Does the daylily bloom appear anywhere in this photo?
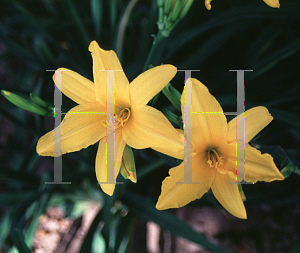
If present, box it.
[36,41,184,196]
[156,78,284,219]
[205,0,280,10]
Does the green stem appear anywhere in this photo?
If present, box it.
[143,30,164,71]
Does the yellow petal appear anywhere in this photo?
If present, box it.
[122,105,184,159]
[37,102,106,157]
[96,128,126,196]
[53,68,96,104]
[182,78,227,150]
[244,144,284,183]
[130,65,177,106]
[263,0,280,8]
[205,0,212,10]
[211,173,247,219]
[88,41,130,108]
[156,152,216,210]
[227,106,273,144]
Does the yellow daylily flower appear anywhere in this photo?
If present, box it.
[156,78,284,219]
[36,41,184,196]
[205,0,280,10]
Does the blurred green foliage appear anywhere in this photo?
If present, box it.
[0,0,300,252]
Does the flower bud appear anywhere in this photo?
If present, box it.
[157,0,164,8]
[180,0,194,19]
[157,0,194,37]
[164,0,173,15]
[281,162,299,179]
[1,90,52,116]
[170,0,182,22]
[30,93,48,108]
[2,90,29,111]
[120,145,137,183]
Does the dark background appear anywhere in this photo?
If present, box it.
[0,0,300,252]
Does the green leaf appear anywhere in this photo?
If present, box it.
[0,28,37,68]
[122,191,231,253]
[102,194,116,251]
[0,167,40,187]
[62,0,90,48]
[0,193,32,206]
[25,193,50,245]
[34,36,56,66]
[90,0,103,40]
[166,3,300,62]
[0,211,12,246]
[10,187,51,252]
[248,39,300,80]
[114,213,134,253]
[0,105,38,135]
[179,21,254,68]
[161,108,181,126]
[244,24,281,67]
[69,200,91,219]
[7,246,19,253]
[115,0,139,62]
[110,0,118,39]
[40,0,56,14]
[9,229,31,253]
[161,83,181,112]
[92,229,106,253]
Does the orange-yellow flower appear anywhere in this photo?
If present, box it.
[156,78,284,219]
[36,41,184,196]
[205,0,280,10]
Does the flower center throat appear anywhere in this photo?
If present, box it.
[102,108,131,129]
[207,149,224,169]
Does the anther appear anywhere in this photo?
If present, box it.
[207,149,223,169]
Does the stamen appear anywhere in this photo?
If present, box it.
[102,108,131,129]
[102,119,107,127]
[115,108,130,128]
[207,149,223,169]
